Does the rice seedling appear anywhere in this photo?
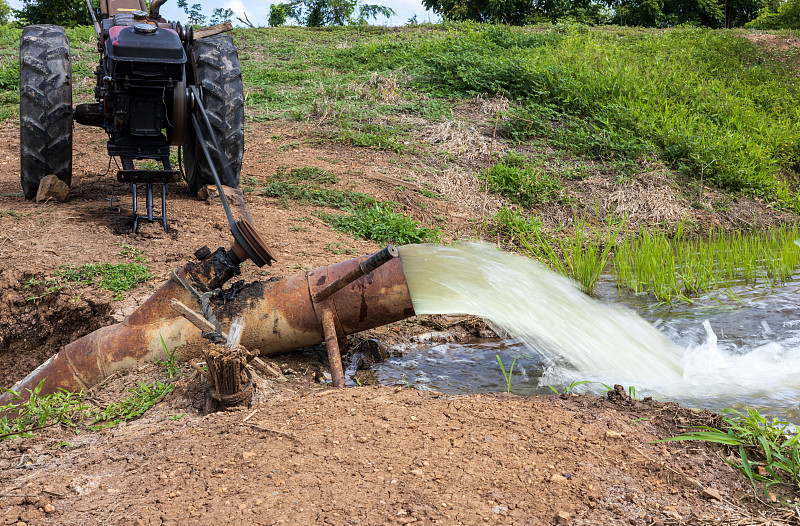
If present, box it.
[517,215,623,296]
[613,224,800,302]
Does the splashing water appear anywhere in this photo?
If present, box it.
[394,243,800,417]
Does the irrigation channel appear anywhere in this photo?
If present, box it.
[373,243,800,421]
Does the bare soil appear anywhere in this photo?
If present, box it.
[0,119,796,525]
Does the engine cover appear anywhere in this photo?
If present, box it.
[106,26,185,80]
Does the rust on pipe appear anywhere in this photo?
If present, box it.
[1,248,416,405]
[312,244,398,302]
[321,309,345,387]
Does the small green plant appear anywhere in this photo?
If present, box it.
[496,354,530,393]
[54,262,151,300]
[491,207,542,238]
[0,382,88,440]
[518,215,623,296]
[169,413,185,421]
[326,242,356,254]
[319,202,440,244]
[114,243,147,263]
[482,154,564,207]
[89,380,174,430]
[157,335,182,379]
[547,379,595,395]
[659,408,800,494]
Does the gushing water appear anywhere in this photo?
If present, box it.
[392,243,800,418]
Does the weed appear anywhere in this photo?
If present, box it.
[326,242,356,254]
[54,262,151,300]
[659,408,800,494]
[319,202,440,244]
[491,207,542,238]
[0,382,88,440]
[169,414,185,421]
[89,380,174,430]
[496,354,530,393]
[547,379,595,395]
[114,243,147,263]
[482,154,564,206]
[157,335,182,379]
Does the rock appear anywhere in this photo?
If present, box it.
[239,451,256,462]
[605,430,625,439]
[700,487,721,501]
[556,511,571,524]
[43,504,55,513]
[35,175,69,202]
[410,469,424,476]
[198,184,236,204]
[491,505,508,515]
[550,473,568,483]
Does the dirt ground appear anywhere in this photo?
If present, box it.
[0,117,798,525]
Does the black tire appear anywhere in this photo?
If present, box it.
[19,25,72,200]
[184,34,244,196]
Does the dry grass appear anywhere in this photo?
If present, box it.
[422,120,506,160]
[351,73,405,104]
[605,172,687,226]
[425,165,504,215]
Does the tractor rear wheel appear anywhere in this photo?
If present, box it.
[19,25,73,200]
[184,34,244,196]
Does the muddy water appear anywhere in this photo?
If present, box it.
[379,243,800,420]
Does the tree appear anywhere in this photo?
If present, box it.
[420,0,606,24]
[17,0,94,27]
[210,7,235,25]
[177,0,207,26]
[0,0,11,25]
[274,0,395,26]
[747,0,800,28]
[270,3,289,26]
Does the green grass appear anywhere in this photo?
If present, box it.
[262,166,440,244]
[482,152,565,206]
[490,206,543,239]
[53,262,151,300]
[0,377,174,439]
[660,408,800,495]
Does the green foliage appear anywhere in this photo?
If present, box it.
[614,224,800,302]
[421,0,607,24]
[0,382,88,440]
[482,153,565,206]
[496,354,530,393]
[320,202,441,244]
[0,0,11,26]
[518,215,623,295]
[270,3,289,26]
[263,165,439,243]
[54,262,151,300]
[157,335,182,379]
[17,0,95,27]
[748,0,800,28]
[547,379,597,394]
[277,0,395,26]
[491,206,543,238]
[177,0,207,25]
[89,381,174,430]
[0,378,175,440]
[210,7,235,24]
[660,408,800,493]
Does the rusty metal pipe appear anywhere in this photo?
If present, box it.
[1,248,415,403]
[313,244,398,302]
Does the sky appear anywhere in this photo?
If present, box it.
[7,0,441,26]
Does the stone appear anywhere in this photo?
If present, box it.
[43,504,55,513]
[198,184,236,204]
[700,487,721,501]
[550,473,568,484]
[556,511,571,524]
[35,175,69,202]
